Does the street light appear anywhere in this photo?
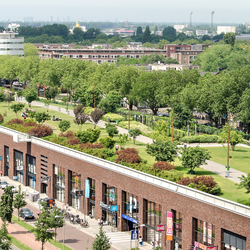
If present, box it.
[55,215,65,250]
[134,224,145,249]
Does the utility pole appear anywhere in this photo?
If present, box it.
[94,82,96,109]
[67,75,68,111]
[190,12,193,28]
[227,111,230,171]
[44,73,46,99]
[128,89,130,131]
[211,11,215,39]
[172,98,174,142]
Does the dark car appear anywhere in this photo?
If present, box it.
[42,197,55,207]
[20,208,34,219]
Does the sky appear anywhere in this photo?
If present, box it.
[1,0,250,24]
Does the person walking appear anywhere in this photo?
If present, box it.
[139,236,143,246]
[0,170,2,177]
[151,238,155,249]
[115,144,119,152]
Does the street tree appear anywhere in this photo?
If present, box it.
[32,202,55,250]
[238,173,250,193]
[24,87,38,107]
[58,120,71,133]
[13,185,27,221]
[179,146,211,174]
[35,112,51,124]
[146,140,178,162]
[0,186,14,225]
[0,223,11,250]
[98,91,121,113]
[129,128,141,144]
[10,103,25,118]
[73,105,89,130]
[105,123,118,138]
[92,226,111,250]
[49,207,64,242]
[90,108,105,129]
[118,133,130,149]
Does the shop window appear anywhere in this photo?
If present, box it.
[172,210,182,249]
[14,150,23,183]
[27,155,36,189]
[54,165,65,203]
[88,178,95,217]
[222,229,246,250]
[69,171,81,210]
[4,146,9,176]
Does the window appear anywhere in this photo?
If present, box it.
[54,165,65,202]
[27,155,36,174]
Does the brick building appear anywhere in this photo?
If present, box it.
[0,126,249,250]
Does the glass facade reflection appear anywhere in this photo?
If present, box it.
[70,171,81,210]
[27,155,36,189]
[14,150,23,183]
[54,165,65,203]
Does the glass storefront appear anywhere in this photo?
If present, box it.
[69,171,81,210]
[144,199,162,247]
[4,146,9,176]
[14,150,23,183]
[88,178,95,217]
[222,229,246,250]
[54,165,65,203]
[172,210,182,250]
[27,155,36,189]
[122,191,139,231]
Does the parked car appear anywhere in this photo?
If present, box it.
[1,181,8,189]
[13,81,22,87]
[19,208,34,220]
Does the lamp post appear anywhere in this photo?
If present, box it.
[190,12,193,28]
[211,11,215,39]
[225,111,230,177]
[134,224,145,249]
[55,215,65,250]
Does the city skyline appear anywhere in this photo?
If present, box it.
[2,0,250,23]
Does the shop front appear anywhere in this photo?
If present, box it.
[69,171,81,210]
[221,229,246,250]
[27,155,36,189]
[4,146,9,176]
[54,165,65,203]
[172,210,182,250]
[14,150,23,183]
[88,178,95,217]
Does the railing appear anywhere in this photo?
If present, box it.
[1,125,250,219]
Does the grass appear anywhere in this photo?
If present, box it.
[204,146,250,174]
[10,235,34,250]
[12,215,72,250]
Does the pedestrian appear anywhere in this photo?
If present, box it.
[139,236,143,246]
[66,203,69,211]
[115,144,119,152]
[24,115,26,120]
[0,170,2,177]
[98,218,101,226]
[151,238,155,249]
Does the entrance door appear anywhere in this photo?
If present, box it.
[41,183,47,194]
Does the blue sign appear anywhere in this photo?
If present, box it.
[122,214,138,224]
[0,156,1,161]
[131,230,138,240]
[110,205,119,212]
[85,180,90,198]
[109,188,115,201]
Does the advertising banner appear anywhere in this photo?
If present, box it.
[166,212,173,241]
[157,225,165,232]
[203,222,207,243]
[208,223,212,244]
[85,179,90,198]
[110,205,119,211]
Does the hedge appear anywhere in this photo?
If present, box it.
[180,135,219,143]
[102,113,124,122]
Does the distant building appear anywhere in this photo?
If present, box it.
[69,21,86,34]
[0,32,24,56]
[126,42,142,48]
[23,17,33,23]
[217,26,236,35]
[7,23,20,33]
[196,30,209,36]
[115,30,135,37]
[184,31,194,36]
[236,34,250,40]
[92,43,112,49]
[174,24,188,32]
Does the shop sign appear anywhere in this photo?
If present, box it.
[166,212,173,241]
[85,179,90,198]
[110,205,119,211]
[203,222,207,242]
[109,188,116,201]
[122,214,138,224]
[157,225,165,232]
[75,190,83,196]
[208,223,212,244]
[194,241,217,250]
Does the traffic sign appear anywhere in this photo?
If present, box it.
[131,230,138,240]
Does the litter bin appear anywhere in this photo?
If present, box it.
[29,191,40,202]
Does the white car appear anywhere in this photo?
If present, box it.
[1,182,14,190]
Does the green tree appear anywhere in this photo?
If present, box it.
[10,103,25,118]
[118,133,130,149]
[238,173,250,193]
[163,26,176,37]
[24,88,38,106]
[73,105,89,130]
[13,185,27,221]
[35,112,51,124]
[43,99,51,112]
[24,43,38,57]
[92,226,111,250]
[16,90,23,101]
[223,32,236,46]
[156,39,170,49]
[90,108,105,129]
[105,123,118,137]
[136,26,143,35]
[58,120,71,133]
[146,140,178,162]
[0,223,11,250]
[98,91,121,113]
[32,202,55,250]
[49,207,64,242]
[0,90,5,102]
[0,186,14,225]
[142,26,151,43]
[129,128,141,144]
[5,93,14,110]
[179,146,211,174]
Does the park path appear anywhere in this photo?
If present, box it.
[19,98,248,183]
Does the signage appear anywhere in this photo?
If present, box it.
[0,156,1,161]
[16,165,23,171]
[194,241,217,250]
[208,224,212,244]
[42,176,50,183]
[157,225,165,232]
[131,230,139,240]
[110,205,119,212]
[85,179,90,198]
[122,214,138,224]
[75,190,83,196]
[203,222,207,242]
[75,175,79,189]
[109,188,116,201]
[166,212,173,241]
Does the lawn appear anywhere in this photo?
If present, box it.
[204,146,250,174]
[10,235,33,250]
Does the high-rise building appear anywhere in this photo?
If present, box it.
[217,26,236,35]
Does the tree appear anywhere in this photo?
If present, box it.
[219,124,242,151]
[92,226,111,250]
[24,43,38,57]
[118,134,130,149]
[129,128,141,144]
[146,140,178,162]
[0,223,11,250]
[98,91,121,113]
[35,112,51,124]
[49,207,64,242]
[32,202,55,250]
[13,185,27,221]
[43,99,51,112]
[105,123,118,137]
[16,90,23,101]
[10,103,25,118]
[24,88,38,106]
[163,26,176,37]
[0,186,14,225]
[5,93,14,110]
[238,173,250,193]
[142,26,151,43]
[0,90,6,102]
[73,105,89,130]
[90,108,105,129]
[179,146,211,174]
[223,32,236,46]
[136,26,143,35]
[58,120,71,133]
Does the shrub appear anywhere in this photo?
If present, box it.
[99,137,116,149]
[23,121,37,127]
[105,123,118,137]
[58,120,71,133]
[115,148,141,164]
[59,131,75,139]
[119,121,153,135]
[82,148,106,159]
[6,124,31,133]
[0,114,4,124]
[80,142,104,150]
[84,107,94,115]
[102,148,115,158]
[102,113,124,122]
[237,198,250,206]
[177,175,221,195]
[75,128,101,143]
[6,119,24,126]
[153,161,175,171]
[28,124,53,138]
[68,138,80,145]
[180,135,219,143]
